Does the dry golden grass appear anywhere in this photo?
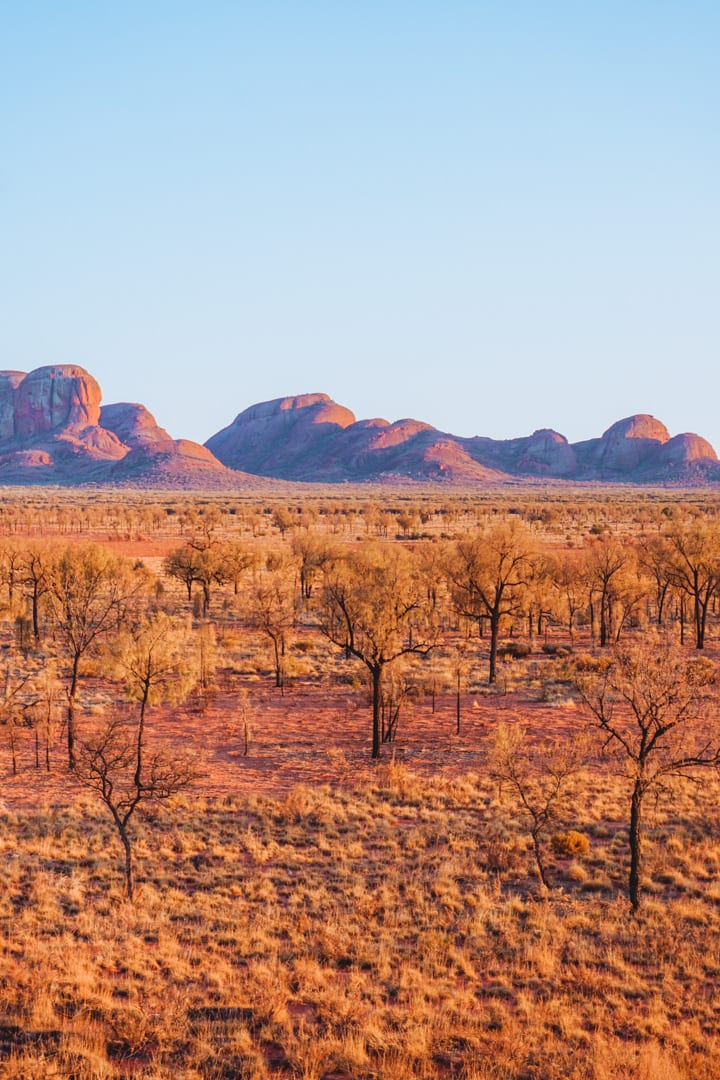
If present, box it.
[1,761,719,1078]
[0,490,718,1076]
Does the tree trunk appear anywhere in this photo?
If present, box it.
[600,591,609,648]
[371,664,382,760]
[456,669,461,734]
[629,779,644,911]
[488,612,500,685]
[67,654,80,769]
[134,685,149,789]
[697,594,708,650]
[273,639,280,686]
[121,828,134,901]
[32,582,40,640]
[532,827,550,890]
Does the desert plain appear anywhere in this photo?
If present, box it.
[0,487,719,1079]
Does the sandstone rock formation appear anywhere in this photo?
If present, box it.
[206,397,720,485]
[0,366,243,487]
[0,365,717,488]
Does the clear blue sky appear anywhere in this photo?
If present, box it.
[2,2,718,448]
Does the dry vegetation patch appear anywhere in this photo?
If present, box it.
[1,766,720,1078]
[0,490,719,1076]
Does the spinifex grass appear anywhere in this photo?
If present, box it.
[1,766,719,1078]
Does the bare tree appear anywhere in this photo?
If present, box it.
[582,537,634,647]
[637,533,675,627]
[575,636,720,910]
[110,611,197,785]
[444,522,532,684]
[251,569,295,692]
[20,543,54,641]
[163,543,228,616]
[547,551,585,643]
[74,715,198,901]
[490,723,586,890]
[48,544,150,767]
[665,519,720,649]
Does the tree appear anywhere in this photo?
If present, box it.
[0,660,35,775]
[319,545,438,759]
[291,534,335,601]
[0,542,24,609]
[163,546,200,603]
[251,569,295,692]
[48,544,150,768]
[575,637,720,910]
[444,522,532,684]
[490,723,586,890]
[74,715,198,900]
[582,537,634,647]
[665,519,720,649]
[221,540,259,596]
[163,543,228,616]
[637,534,674,627]
[547,551,585,643]
[20,543,53,641]
[110,611,197,785]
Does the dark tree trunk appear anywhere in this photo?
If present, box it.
[532,827,550,890]
[134,685,149,790]
[121,828,134,901]
[31,582,40,640]
[456,669,461,734]
[67,654,80,769]
[629,779,644,911]
[488,612,500,685]
[600,592,609,648]
[371,664,382,760]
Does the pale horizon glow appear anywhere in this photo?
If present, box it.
[2,3,718,453]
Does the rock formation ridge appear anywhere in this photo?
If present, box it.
[206,395,720,485]
[0,366,717,486]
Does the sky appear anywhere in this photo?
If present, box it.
[1,2,718,449]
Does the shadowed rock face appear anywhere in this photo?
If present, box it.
[99,403,172,448]
[206,397,720,485]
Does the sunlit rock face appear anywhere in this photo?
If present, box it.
[13,365,103,437]
[0,366,716,487]
[0,365,235,487]
[207,396,720,484]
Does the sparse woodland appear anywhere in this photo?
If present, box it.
[1,488,720,1077]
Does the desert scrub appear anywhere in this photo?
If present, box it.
[551,830,591,857]
[1,768,720,1077]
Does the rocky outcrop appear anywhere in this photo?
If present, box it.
[0,366,242,487]
[206,399,720,485]
[0,373,26,440]
[206,394,357,479]
[0,366,717,488]
[13,365,103,438]
[99,403,172,449]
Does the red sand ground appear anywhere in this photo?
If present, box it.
[0,671,581,812]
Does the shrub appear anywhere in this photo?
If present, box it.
[572,653,611,673]
[497,642,531,660]
[541,643,572,658]
[551,830,591,857]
